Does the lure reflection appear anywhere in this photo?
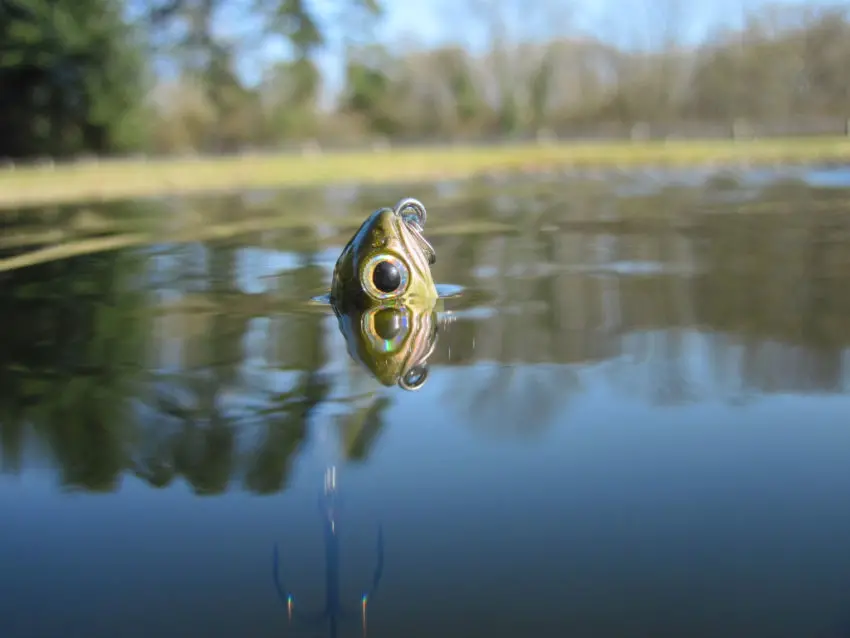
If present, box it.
[273,466,384,638]
[332,300,444,391]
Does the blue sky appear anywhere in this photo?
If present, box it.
[374,0,839,48]
[229,0,839,95]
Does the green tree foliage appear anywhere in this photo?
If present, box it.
[340,46,398,136]
[0,0,149,158]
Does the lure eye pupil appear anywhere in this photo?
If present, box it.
[372,260,401,293]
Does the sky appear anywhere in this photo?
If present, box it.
[228,0,840,97]
[374,0,839,48]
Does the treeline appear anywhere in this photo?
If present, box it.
[2,0,850,159]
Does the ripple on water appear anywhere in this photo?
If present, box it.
[309,283,465,307]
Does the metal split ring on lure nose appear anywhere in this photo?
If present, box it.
[399,365,429,391]
[393,197,436,265]
[393,197,427,229]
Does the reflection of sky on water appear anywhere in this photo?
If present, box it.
[145,242,337,299]
[804,166,850,188]
[233,245,338,294]
[592,164,850,200]
[4,354,850,638]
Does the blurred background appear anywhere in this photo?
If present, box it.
[2,0,849,161]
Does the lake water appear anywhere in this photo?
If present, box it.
[3,167,850,638]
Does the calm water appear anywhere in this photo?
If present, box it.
[3,167,850,638]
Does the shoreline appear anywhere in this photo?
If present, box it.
[1,137,849,209]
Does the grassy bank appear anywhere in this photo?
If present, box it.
[2,137,850,209]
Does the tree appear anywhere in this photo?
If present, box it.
[0,0,149,159]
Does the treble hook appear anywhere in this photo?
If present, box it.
[271,479,385,638]
[393,197,436,265]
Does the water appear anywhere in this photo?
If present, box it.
[3,167,850,637]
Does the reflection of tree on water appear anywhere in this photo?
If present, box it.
[333,396,392,463]
[0,209,396,492]
[0,221,346,492]
[137,237,334,495]
[429,188,850,419]
[7,179,850,482]
[0,248,149,489]
[273,465,384,638]
[0,200,159,261]
[136,368,329,496]
[243,372,331,494]
[433,216,584,436]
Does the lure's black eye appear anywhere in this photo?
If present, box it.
[373,308,404,340]
[363,254,408,299]
[372,260,402,293]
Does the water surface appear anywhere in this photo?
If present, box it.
[3,168,850,638]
